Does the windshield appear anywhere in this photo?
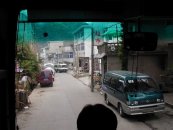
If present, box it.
[41,70,52,78]
[58,64,67,68]
[15,15,172,130]
[125,77,158,92]
[62,65,67,68]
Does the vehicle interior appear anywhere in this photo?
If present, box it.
[0,0,173,129]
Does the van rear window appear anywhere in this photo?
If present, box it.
[41,71,51,78]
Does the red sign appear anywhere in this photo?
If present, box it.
[94,30,103,46]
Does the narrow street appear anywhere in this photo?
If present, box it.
[17,72,173,130]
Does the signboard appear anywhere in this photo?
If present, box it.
[94,30,103,46]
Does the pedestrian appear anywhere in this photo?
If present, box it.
[77,104,118,130]
[20,73,28,89]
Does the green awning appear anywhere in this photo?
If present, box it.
[102,29,123,37]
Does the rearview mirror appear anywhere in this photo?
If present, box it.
[124,32,158,51]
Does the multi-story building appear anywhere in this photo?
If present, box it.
[39,47,49,63]
[95,23,123,77]
[73,25,98,74]
[96,19,173,84]
[46,41,74,66]
[127,19,173,83]
[47,41,63,63]
[63,43,74,65]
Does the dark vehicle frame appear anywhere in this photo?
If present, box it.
[1,0,173,130]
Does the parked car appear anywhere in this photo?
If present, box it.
[102,70,165,117]
[44,63,54,69]
[54,63,68,73]
[37,69,54,87]
[44,67,55,76]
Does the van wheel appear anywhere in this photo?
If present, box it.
[118,104,125,117]
[105,95,110,105]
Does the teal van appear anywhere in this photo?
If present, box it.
[102,70,165,116]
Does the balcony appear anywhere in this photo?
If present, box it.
[97,42,121,56]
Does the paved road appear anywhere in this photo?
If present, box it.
[17,73,173,130]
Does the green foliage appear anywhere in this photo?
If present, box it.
[16,44,40,79]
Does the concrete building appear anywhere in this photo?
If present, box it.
[127,19,173,82]
[47,41,63,63]
[73,25,98,74]
[45,41,74,66]
[63,43,74,64]
[95,23,123,78]
[95,19,173,84]
[39,46,49,63]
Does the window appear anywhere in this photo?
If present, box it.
[80,30,84,38]
[125,77,158,92]
[108,35,112,40]
[77,44,80,51]
[58,54,62,59]
[103,74,111,85]
[69,52,73,58]
[116,79,124,92]
[110,77,117,89]
[81,43,84,50]
[110,76,124,92]
[63,52,68,58]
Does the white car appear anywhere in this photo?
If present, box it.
[44,63,54,69]
[54,63,68,73]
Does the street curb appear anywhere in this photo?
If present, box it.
[78,79,90,87]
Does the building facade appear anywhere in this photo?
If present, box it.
[62,44,74,65]
[45,41,74,66]
[73,25,98,74]
[95,23,123,78]
[127,19,173,82]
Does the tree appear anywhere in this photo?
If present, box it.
[16,44,40,79]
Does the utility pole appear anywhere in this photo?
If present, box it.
[116,25,118,44]
[62,45,64,63]
[74,41,79,77]
[91,27,94,92]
